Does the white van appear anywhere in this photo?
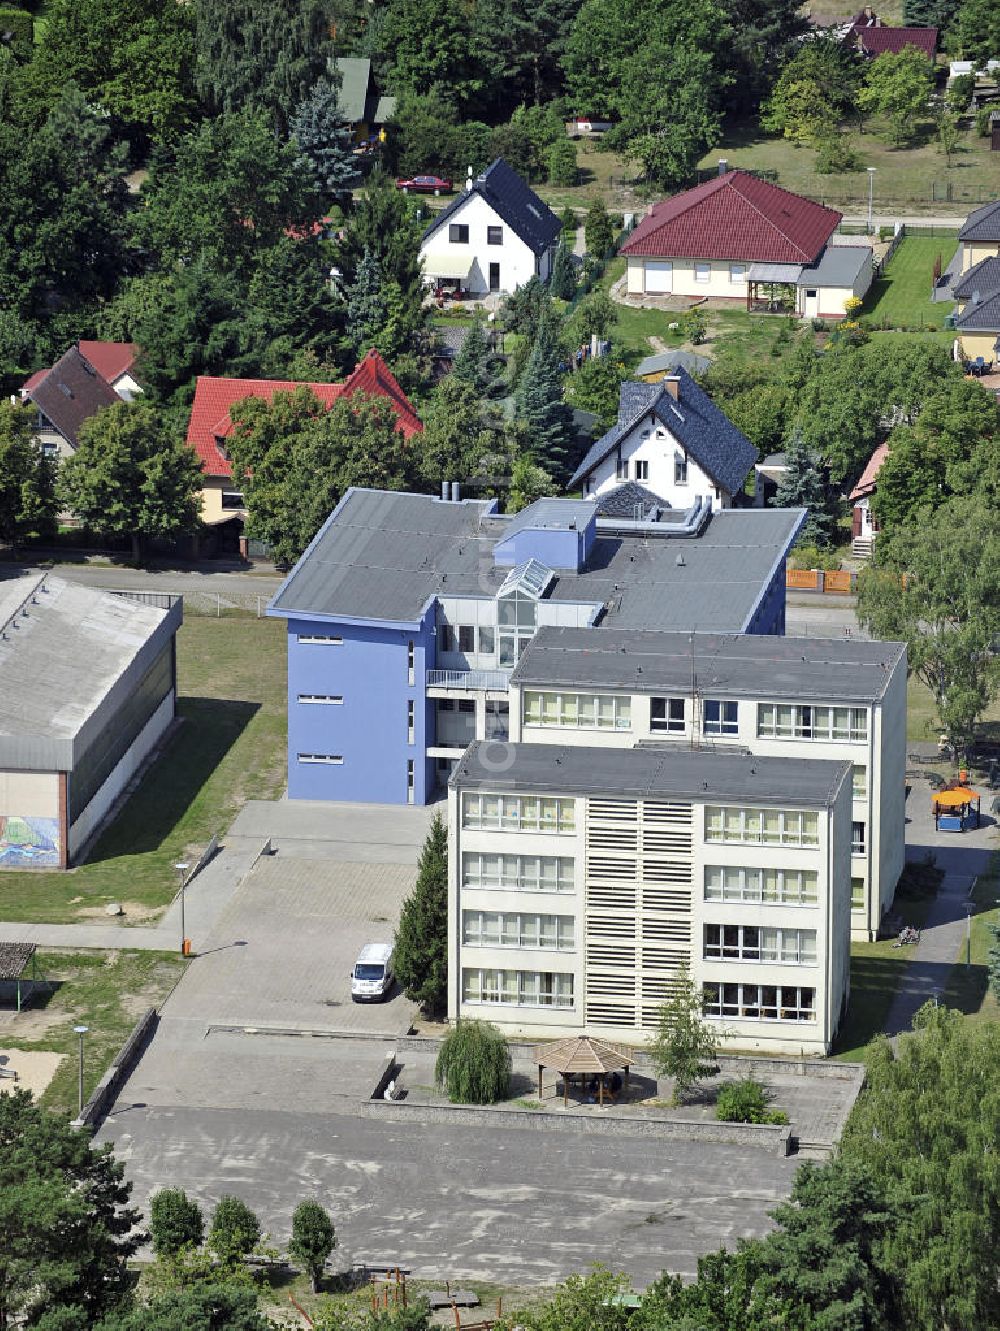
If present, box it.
[351,943,394,1002]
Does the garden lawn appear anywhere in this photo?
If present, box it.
[0,615,287,924]
[11,949,187,1115]
[862,233,959,330]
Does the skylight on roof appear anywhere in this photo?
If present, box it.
[527,204,541,218]
[498,558,553,600]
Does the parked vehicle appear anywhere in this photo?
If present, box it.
[351,943,394,1002]
[396,174,452,196]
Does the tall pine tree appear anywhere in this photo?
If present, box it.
[291,75,360,208]
[549,241,577,301]
[774,429,838,546]
[451,317,490,392]
[514,313,575,482]
[393,813,448,1014]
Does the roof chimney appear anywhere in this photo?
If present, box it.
[441,480,449,501]
[465,166,473,192]
[451,481,461,502]
[718,158,728,176]
[664,375,681,400]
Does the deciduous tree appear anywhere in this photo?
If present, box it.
[208,1197,261,1268]
[0,401,57,547]
[289,1201,336,1293]
[149,1189,204,1259]
[647,963,719,1105]
[435,1020,511,1105]
[857,48,935,146]
[59,401,203,561]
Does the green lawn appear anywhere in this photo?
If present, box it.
[862,233,959,329]
[12,949,187,1115]
[0,616,287,924]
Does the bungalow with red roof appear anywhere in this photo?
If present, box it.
[620,168,873,319]
[849,442,888,556]
[21,342,140,460]
[185,348,423,538]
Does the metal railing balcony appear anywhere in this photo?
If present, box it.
[426,668,510,692]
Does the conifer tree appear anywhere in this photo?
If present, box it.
[451,317,490,392]
[774,429,838,546]
[549,242,577,301]
[513,314,575,481]
[291,76,360,208]
[393,813,448,1014]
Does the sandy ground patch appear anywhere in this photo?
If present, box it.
[0,1048,64,1098]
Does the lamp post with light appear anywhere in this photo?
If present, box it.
[867,167,877,235]
[175,862,190,955]
[73,1024,88,1119]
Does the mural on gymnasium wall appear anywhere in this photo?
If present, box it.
[0,815,60,868]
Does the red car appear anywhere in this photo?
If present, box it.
[395,174,452,196]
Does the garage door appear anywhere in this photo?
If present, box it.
[644,260,672,294]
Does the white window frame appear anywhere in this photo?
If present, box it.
[523,690,631,731]
[703,699,738,736]
[703,982,815,1022]
[705,805,820,848]
[730,263,748,284]
[462,852,574,893]
[461,792,575,834]
[851,876,865,909]
[674,452,688,485]
[297,753,343,764]
[757,702,868,742]
[694,262,711,283]
[297,634,343,645]
[634,460,649,481]
[462,967,574,1009]
[651,697,685,734]
[463,910,575,951]
[704,864,818,905]
[852,765,867,800]
[704,923,816,964]
[852,821,866,855]
[297,694,343,704]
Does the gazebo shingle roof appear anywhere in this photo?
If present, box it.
[533,1035,632,1074]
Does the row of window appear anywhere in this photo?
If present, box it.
[703,982,814,1021]
[616,455,687,485]
[705,865,818,905]
[463,852,575,893]
[704,924,816,965]
[523,691,632,730]
[757,703,868,743]
[705,806,820,848]
[463,910,575,950]
[462,968,574,1008]
[462,792,575,833]
[449,223,504,245]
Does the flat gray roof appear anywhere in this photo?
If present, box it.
[0,574,180,769]
[500,498,598,536]
[799,245,870,288]
[511,627,905,702]
[452,740,850,807]
[269,489,805,633]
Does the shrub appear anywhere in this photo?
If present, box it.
[975,107,992,138]
[435,1020,511,1104]
[811,318,828,332]
[815,132,862,175]
[789,541,841,572]
[547,136,578,187]
[0,7,32,59]
[209,1196,261,1266]
[150,1188,204,1258]
[683,308,707,344]
[716,1077,788,1125]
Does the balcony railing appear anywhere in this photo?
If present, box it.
[426,668,510,692]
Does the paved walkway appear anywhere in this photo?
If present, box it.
[886,778,996,1037]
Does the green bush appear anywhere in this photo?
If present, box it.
[435,1020,511,1104]
[789,541,842,572]
[547,136,578,187]
[208,1196,261,1266]
[0,7,33,59]
[975,107,992,138]
[716,1077,788,1125]
[150,1188,204,1257]
[815,132,861,175]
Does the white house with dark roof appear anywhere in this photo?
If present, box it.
[568,369,758,510]
[418,158,561,297]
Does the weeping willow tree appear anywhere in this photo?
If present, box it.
[435,1020,511,1104]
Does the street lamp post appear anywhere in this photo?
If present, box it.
[965,903,972,967]
[867,168,877,235]
[73,1024,88,1119]
[175,862,190,955]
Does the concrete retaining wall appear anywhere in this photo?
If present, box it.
[359,1096,792,1155]
[73,1007,158,1131]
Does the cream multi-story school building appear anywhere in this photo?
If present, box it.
[448,743,853,1055]
[506,628,907,942]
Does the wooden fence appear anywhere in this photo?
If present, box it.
[786,568,856,595]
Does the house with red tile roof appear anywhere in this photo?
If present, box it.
[847,9,937,59]
[849,442,888,556]
[620,169,873,319]
[186,348,423,529]
[21,342,140,459]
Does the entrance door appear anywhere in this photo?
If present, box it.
[644,260,672,294]
[803,287,818,318]
[489,262,501,292]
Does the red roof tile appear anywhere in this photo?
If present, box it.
[620,171,842,265]
[850,442,889,500]
[185,349,423,478]
[21,368,47,394]
[78,341,138,384]
[849,23,937,56]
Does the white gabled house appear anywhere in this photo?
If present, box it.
[419,158,562,299]
[568,370,758,512]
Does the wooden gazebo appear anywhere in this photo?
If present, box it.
[0,943,39,1013]
[533,1035,633,1107]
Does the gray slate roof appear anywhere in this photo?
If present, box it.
[959,199,1000,242]
[25,346,119,449]
[568,368,758,494]
[591,482,670,519]
[955,290,1000,332]
[511,626,905,702]
[0,573,181,770]
[268,488,804,633]
[952,256,1000,300]
[451,740,850,808]
[422,159,561,257]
